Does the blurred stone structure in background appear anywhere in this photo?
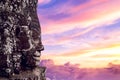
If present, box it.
[0,0,45,80]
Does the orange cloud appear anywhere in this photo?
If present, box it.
[42,44,120,68]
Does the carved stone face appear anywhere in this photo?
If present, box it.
[0,0,44,75]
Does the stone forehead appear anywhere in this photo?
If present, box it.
[0,0,38,13]
[0,0,38,4]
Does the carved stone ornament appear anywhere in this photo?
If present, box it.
[0,0,45,80]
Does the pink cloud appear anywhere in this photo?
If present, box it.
[39,0,120,35]
[38,1,120,79]
[40,59,120,80]
[38,0,51,4]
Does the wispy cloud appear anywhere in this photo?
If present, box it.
[38,0,120,69]
[38,0,51,4]
[42,44,120,68]
[38,0,120,36]
[42,19,120,56]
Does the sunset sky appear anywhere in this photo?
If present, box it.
[37,0,120,68]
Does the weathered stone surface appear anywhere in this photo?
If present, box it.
[0,0,45,79]
[0,67,46,80]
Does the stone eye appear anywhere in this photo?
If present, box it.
[15,27,20,37]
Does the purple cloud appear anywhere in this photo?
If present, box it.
[37,0,90,22]
[40,59,120,80]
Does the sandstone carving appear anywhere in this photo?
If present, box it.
[0,0,45,80]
